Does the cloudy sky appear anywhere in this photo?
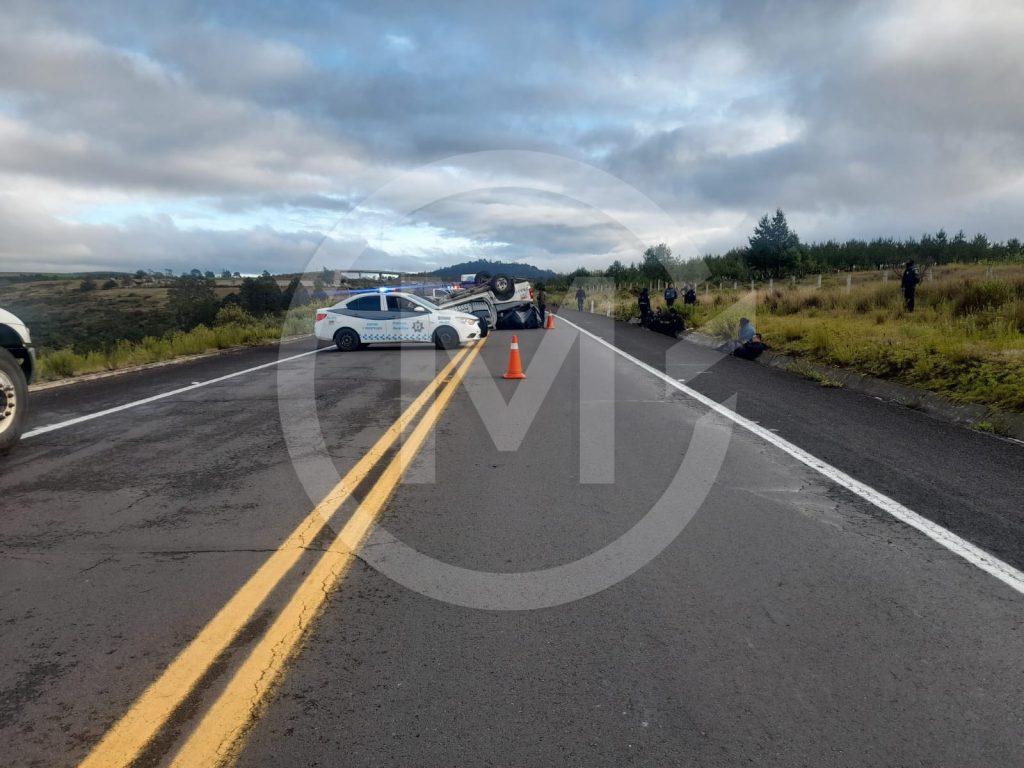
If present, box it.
[1,0,1022,274]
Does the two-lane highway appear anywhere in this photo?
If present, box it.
[1,322,1022,767]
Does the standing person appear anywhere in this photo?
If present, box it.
[664,283,678,307]
[534,283,547,323]
[638,287,652,327]
[901,260,920,312]
[683,284,697,305]
[575,286,586,312]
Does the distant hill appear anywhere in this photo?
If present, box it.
[427,259,557,280]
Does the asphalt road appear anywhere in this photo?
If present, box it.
[1,318,1022,767]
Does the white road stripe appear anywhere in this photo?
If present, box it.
[562,316,1024,597]
[23,347,325,440]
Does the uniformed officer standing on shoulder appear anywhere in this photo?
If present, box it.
[901,260,920,312]
[638,287,652,327]
[535,284,547,323]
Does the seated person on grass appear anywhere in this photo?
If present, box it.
[733,333,767,360]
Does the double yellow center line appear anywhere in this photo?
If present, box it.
[81,340,484,767]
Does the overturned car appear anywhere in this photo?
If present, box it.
[432,272,535,332]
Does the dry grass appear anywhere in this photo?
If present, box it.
[35,306,316,381]
[603,264,1024,412]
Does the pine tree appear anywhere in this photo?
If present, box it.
[746,209,801,278]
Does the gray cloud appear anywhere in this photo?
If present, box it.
[0,0,1022,273]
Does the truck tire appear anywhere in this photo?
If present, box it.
[489,273,515,300]
[433,325,460,350]
[471,311,490,337]
[0,348,28,455]
[334,328,361,352]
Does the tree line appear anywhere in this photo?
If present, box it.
[551,210,1024,288]
[167,275,321,331]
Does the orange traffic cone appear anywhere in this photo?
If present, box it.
[502,335,527,379]
[545,312,555,330]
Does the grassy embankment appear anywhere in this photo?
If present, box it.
[0,278,316,382]
[35,306,316,381]
[557,265,1024,414]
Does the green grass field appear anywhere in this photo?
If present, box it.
[564,264,1024,414]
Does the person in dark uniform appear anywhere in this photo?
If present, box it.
[901,260,920,312]
[683,284,697,305]
[638,287,652,327]
[535,284,547,323]
[575,286,586,311]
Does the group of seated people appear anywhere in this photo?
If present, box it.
[645,306,686,337]
[636,289,767,360]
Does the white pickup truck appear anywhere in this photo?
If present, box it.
[0,307,35,454]
[432,272,534,330]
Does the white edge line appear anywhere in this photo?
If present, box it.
[22,347,325,440]
[562,315,1024,597]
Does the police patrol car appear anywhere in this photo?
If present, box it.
[314,289,484,351]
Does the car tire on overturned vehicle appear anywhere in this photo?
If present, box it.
[488,273,516,301]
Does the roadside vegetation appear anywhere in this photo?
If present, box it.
[551,264,1024,414]
[539,211,1024,414]
[34,305,316,381]
[0,272,325,383]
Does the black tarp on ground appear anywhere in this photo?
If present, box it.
[496,306,543,330]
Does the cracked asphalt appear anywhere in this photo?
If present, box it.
[1,321,1023,767]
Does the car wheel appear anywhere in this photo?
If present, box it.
[474,271,491,285]
[489,273,515,300]
[0,348,28,455]
[334,328,360,352]
[433,325,460,350]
